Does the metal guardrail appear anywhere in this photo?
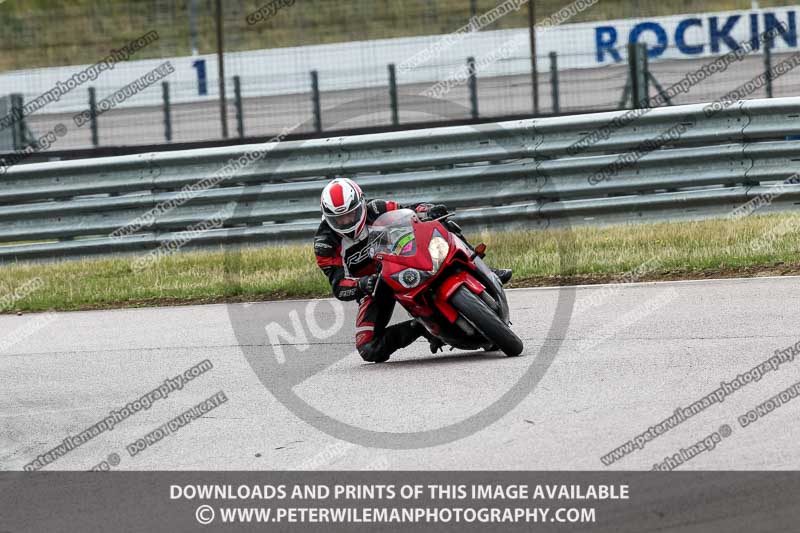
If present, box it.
[1,97,800,262]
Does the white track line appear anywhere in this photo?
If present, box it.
[510,274,800,292]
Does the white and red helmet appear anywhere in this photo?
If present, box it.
[320,177,367,239]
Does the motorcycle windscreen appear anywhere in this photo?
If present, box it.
[370,208,417,256]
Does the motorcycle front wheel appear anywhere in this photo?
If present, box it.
[450,286,523,357]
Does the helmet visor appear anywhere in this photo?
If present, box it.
[324,199,366,234]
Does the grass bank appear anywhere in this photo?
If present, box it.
[1,212,799,313]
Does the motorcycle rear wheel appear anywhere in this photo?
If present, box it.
[450,286,523,357]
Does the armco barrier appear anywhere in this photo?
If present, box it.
[1,97,800,262]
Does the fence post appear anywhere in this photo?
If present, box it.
[388,63,399,126]
[467,57,478,120]
[310,70,322,133]
[764,39,774,98]
[549,51,560,114]
[233,75,244,138]
[528,0,539,115]
[162,82,172,142]
[628,42,649,109]
[0,96,12,152]
[648,72,673,106]
[88,87,99,147]
[9,94,27,150]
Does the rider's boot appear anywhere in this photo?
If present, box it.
[414,320,445,354]
[491,268,513,285]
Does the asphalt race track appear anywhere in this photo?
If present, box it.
[2,276,800,472]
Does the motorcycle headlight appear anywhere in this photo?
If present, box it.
[395,268,423,289]
[428,235,450,272]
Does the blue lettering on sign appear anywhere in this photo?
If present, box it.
[595,26,621,62]
[709,15,741,53]
[192,59,208,96]
[594,10,798,63]
[629,21,668,58]
[764,12,797,47]
[750,13,760,50]
[676,18,703,54]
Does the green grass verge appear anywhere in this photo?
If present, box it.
[1,212,799,313]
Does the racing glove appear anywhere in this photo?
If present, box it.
[418,204,449,220]
[357,274,379,297]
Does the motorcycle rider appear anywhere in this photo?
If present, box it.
[314,177,512,363]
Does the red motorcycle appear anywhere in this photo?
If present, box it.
[368,208,523,357]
